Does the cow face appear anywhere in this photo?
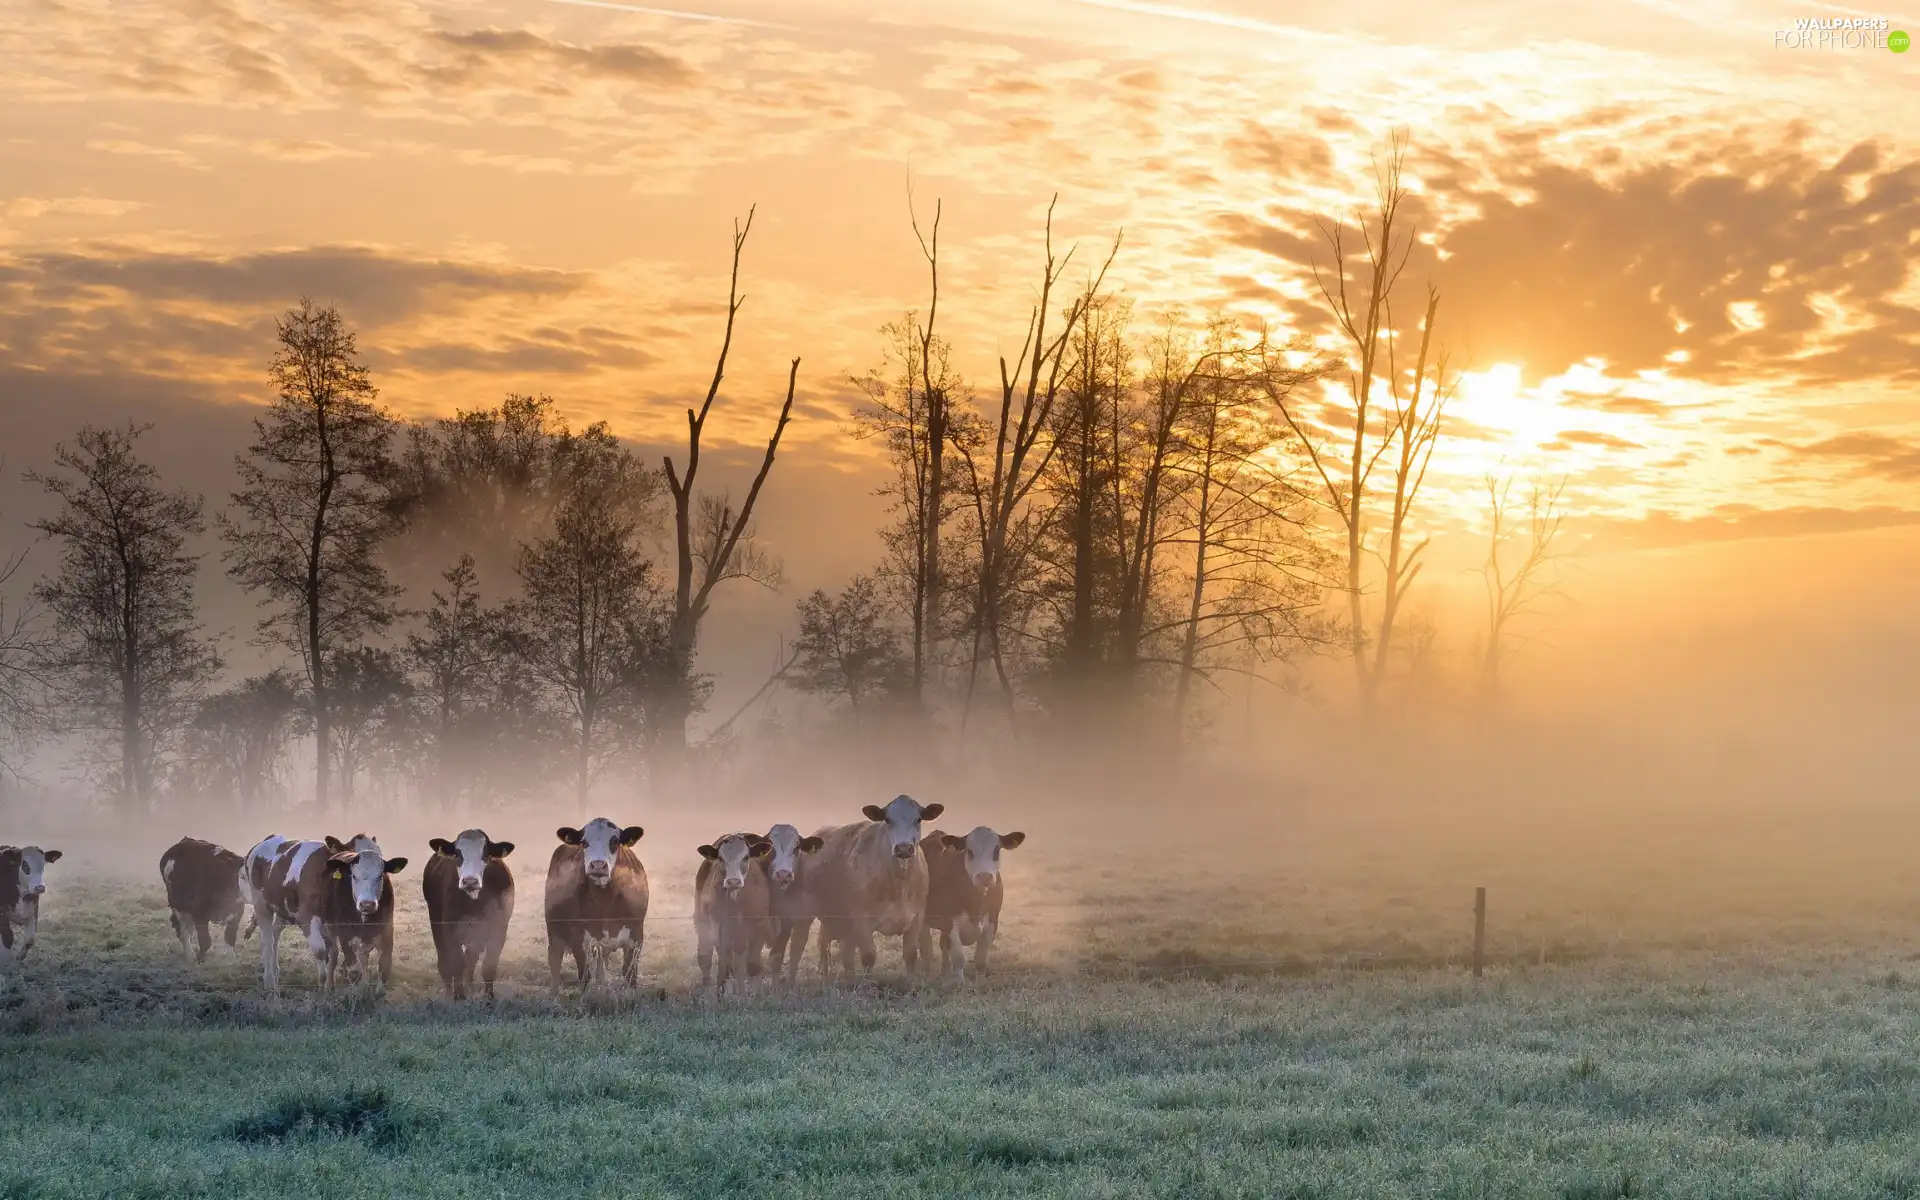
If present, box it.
[328,848,408,916]
[698,834,769,895]
[760,823,823,889]
[861,794,946,861]
[430,829,514,898]
[559,818,642,887]
[9,847,60,900]
[940,827,1024,892]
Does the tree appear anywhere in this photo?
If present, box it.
[323,644,411,815]
[789,575,911,710]
[27,423,220,813]
[510,491,664,805]
[176,670,305,813]
[0,530,47,781]
[1263,132,1454,720]
[1481,473,1568,702]
[659,208,799,762]
[951,199,1119,735]
[221,300,401,812]
[404,555,508,815]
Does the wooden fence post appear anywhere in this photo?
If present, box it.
[1472,886,1486,979]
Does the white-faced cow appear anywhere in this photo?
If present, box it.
[1,845,62,963]
[760,823,824,985]
[921,826,1025,980]
[159,837,250,962]
[694,832,772,996]
[544,819,648,991]
[254,835,407,994]
[808,794,944,980]
[424,829,515,999]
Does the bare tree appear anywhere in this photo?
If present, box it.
[28,423,220,813]
[1163,327,1330,739]
[221,300,401,812]
[951,199,1120,735]
[1481,473,1568,701]
[660,208,799,760]
[0,530,47,781]
[1263,133,1454,720]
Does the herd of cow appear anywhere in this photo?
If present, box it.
[2,794,1029,1000]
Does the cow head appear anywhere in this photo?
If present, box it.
[939,827,1024,893]
[430,829,514,899]
[558,818,642,887]
[861,794,945,862]
[760,823,823,890]
[698,833,769,896]
[6,846,60,899]
[327,847,407,917]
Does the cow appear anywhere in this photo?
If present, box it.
[760,823,824,986]
[424,829,515,1000]
[694,832,772,995]
[159,837,250,963]
[921,826,1025,981]
[544,819,648,992]
[0,845,62,963]
[808,794,944,981]
[239,833,292,943]
[254,836,407,994]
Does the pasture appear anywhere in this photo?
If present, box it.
[7,768,1920,1198]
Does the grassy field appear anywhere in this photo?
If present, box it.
[7,773,1920,1198]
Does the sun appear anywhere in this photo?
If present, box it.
[1453,362,1564,450]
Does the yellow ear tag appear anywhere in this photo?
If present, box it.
[332,869,344,880]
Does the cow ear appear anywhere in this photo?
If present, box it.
[698,844,719,860]
[324,835,346,851]
[384,857,409,875]
[750,841,771,858]
[919,802,945,821]
[619,826,644,845]
[999,832,1026,850]
[861,805,886,822]
[489,841,515,859]
[42,849,62,863]
[429,838,453,855]
[557,827,584,845]
[799,836,824,853]
[940,834,965,851]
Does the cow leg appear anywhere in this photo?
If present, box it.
[974,917,996,978]
[546,929,571,994]
[15,900,37,961]
[619,942,638,988]
[194,918,214,963]
[378,927,393,989]
[0,914,14,959]
[260,916,282,994]
[169,910,187,959]
[479,931,504,1002]
[222,913,243,952]
[785,918,811,987]
[696,916,715,989]
[853,926,877,978]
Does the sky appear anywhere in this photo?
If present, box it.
[2,0,1918,738]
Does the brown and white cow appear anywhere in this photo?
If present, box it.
[254,835,407,994]
[159,837,250,962]
[424,829,515,1000]
[760,822,824,986]
[694,832,773,995]
[1,845,62,963]
[922,826,1024,981]
[808,794,943,980]
[544,818,648,991]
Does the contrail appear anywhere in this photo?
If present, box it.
[1063,0,1346,43]
[536,0,783,29]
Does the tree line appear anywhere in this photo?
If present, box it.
[0,138,1567,817]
